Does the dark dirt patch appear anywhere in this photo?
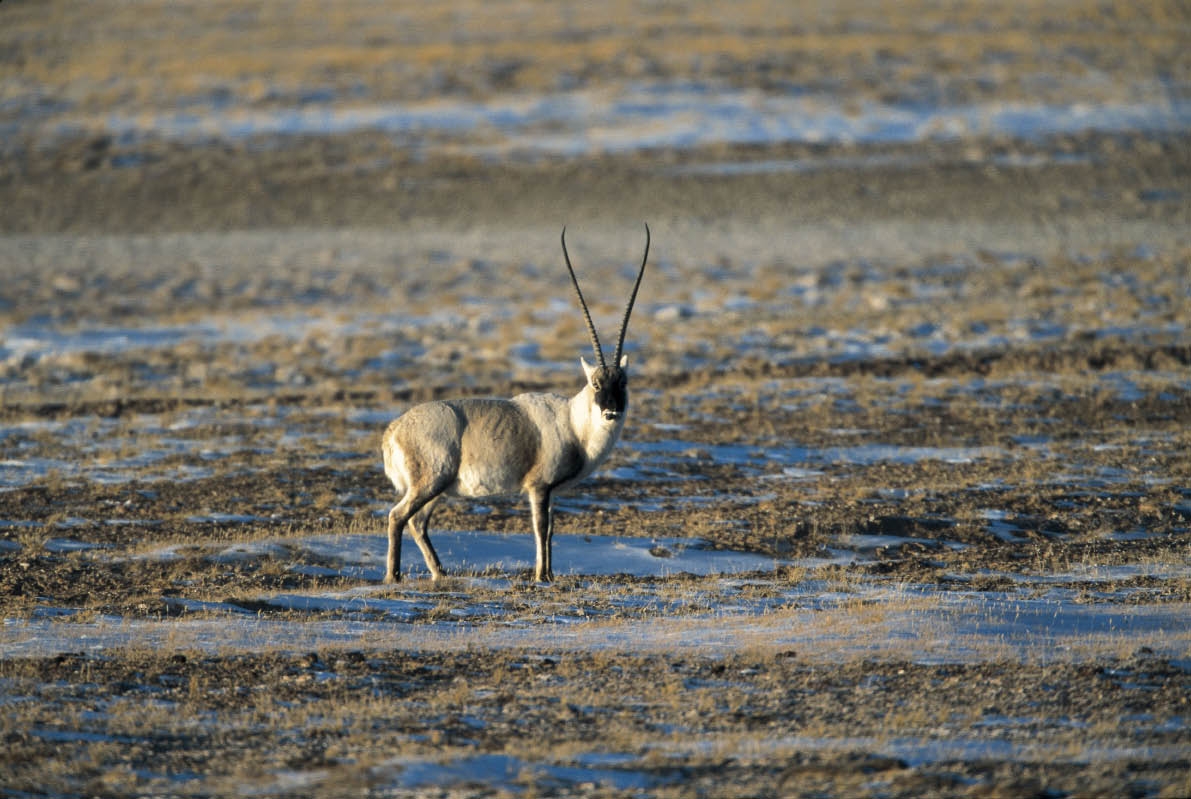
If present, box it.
[2,649,1187,797]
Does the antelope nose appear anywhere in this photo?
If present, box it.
[603,409,621,421]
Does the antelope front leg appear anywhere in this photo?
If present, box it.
[529,488,554,583]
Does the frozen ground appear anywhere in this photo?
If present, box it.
[20,82,1191,160]
[5,528,1188,664]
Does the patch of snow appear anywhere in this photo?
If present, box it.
[293,531,780,580]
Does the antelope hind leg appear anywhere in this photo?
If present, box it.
[409,498,445,580]
[529,487,554,583]
[385,502,406,584]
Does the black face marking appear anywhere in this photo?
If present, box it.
[590,366,628,420]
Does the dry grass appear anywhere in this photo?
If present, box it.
[6,0,1186,120]
[3,643,1187,796]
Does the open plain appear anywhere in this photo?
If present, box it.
[2,1,1190,796]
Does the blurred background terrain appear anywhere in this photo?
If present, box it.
[2,0,1188,234]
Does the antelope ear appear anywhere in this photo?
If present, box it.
[581,357,595,380]
[619,354,628,369]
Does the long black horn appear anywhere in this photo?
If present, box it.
[613,222,650,365]
[560,227,606,369]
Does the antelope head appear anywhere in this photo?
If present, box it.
[561,224,650,423]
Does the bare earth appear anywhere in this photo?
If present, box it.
[1,1,1190,797]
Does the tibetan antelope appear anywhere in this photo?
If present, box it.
[380,225,650,583]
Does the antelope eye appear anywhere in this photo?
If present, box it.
[592,379,602,390]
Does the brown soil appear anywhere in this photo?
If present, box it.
[3,649,1188,797]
